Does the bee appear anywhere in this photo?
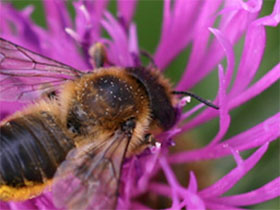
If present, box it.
[0,38,218,209]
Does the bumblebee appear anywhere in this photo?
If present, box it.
[0,38,218,209]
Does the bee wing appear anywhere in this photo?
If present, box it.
[0,38,84,101]
[52,130,130,210]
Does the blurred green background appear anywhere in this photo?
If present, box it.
[10,0,280,209]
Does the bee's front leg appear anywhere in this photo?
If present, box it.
[129,133,157,156]
[143,133,156,146]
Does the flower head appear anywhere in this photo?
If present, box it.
[0,0,279,209]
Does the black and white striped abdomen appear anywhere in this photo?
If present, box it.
[0,111,75,190]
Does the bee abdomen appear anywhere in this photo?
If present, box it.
[0,112,74,189]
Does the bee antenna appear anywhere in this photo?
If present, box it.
[172,91,219,110]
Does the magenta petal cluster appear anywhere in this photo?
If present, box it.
[0,0,279,209]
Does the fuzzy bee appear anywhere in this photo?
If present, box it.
[0,38,218,209]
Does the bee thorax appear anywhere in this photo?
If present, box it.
[66,70,150,135]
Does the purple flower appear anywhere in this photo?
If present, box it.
[0,0,279,209]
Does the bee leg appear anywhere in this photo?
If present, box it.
[89,42,108,68]
[143,133,156,146]
[129,133,156,156]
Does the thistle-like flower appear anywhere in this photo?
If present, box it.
[0,0,279,210]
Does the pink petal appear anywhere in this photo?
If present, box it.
[0,3,42,52]
[33,192,56,210]
[117,0,138,28]
[74,3,91,35]
[208,65,230,146]
[149,182,172,198]
[207,177,280,206]
[1,3,88,69]
[128,23,140,65]
[199,143,269,197]
[175,0,222,88]
[137,145,161,192]
[121,157,137,208]
[170,113,280,163]
[180,63,280,132]
[102,12,134,66]
[43,0,72,34]
[183,191,206,210]
[230,24,265,96]
[238,0,262,13]
[82,0,109,40]
[181,172,206,210]
[205,201,247,210]
[70,2,95,68]
[0,201,10,210]
[180,104,204,121]
[231,63,280,108]
[188,171,198,193]
[159,156,180,207]
[208,28,235,90]
[177,1,260,90]
[254,0,280,26]
[178,0,280,131]
[155,0,203,69]
[4,200,38,210]
[0,101,25,120]
[221,114,280,150]
[130,202,153,210]
[73,0,109,43]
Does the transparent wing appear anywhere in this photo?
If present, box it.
[0,38,84,101]
[53,130,130,210]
